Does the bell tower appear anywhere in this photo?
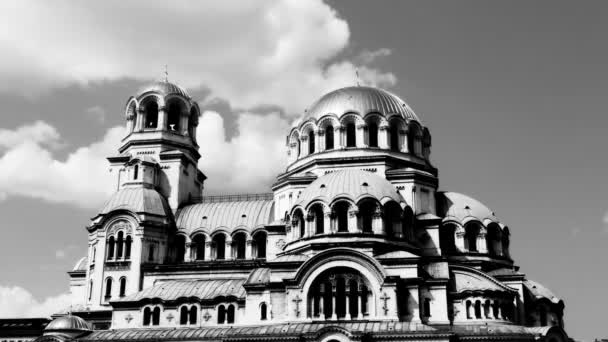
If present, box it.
[109,80,206,209]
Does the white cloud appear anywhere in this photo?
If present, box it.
[197,110,289,194]
[0,122,122,209]
[0,285,79,318]
[0,0,396,114]
[0,121,62,150]
[85,106,106,124]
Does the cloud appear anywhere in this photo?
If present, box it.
[85,106,106,124]
[0,0,395,114]
[0,285,79,318]
[0,122,122,209]
[0,121,63,151]
[355,48,392,65]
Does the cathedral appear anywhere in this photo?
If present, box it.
[35,81,570,342]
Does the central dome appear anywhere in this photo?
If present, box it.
[301,86,419,124]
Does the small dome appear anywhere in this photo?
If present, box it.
[137,80,190,99]
[299,86,419,126]
[296,169,404,208]
[437,191,499,224]
[72,257,88,271]
[100,187,171,216]
[45,315,92,333]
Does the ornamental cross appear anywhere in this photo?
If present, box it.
[125,314,133,323]
[166,313,174,322]
[203,311,212,322]
[293,295,303,317]
[380,292,390,315]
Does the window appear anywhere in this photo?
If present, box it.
[539,305,548,326]
[474,300,482,319]
[464,223,481,252]
[218,305,225,324]
[193,234,206,260]
[144,101,159,128]
[423,298,431,317]
[143,307,151,326]
[213,234,226,260]
[152,307,160,325]
[232,232,247,260]
[440,224,457,253]
[260,303,268,320]
[226,304,235,323]
[334,202,350,232]
[325,125,334,150]
[119,277,126,297]
[308,131,315,154]
[346,123,356,147]
[466,300,472,319]
[189,306,197,325]
[167,102,181,131]
[358,200,376,233]
[390,121,399,151]
[107,236,115,260]
[368,122,378,147]
[311,204,324,234]
[133,165,139,180]
[180,306,188,325]
[253,231,267,259]
[125,236,132,259]
[175,235,186,263]
[104,278,112,299]
[116,231,124,259]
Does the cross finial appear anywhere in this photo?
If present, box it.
[355,68,360,87]
[164,64,169,82]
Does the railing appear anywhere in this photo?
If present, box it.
[191,193,274,203]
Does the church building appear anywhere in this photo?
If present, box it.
[37,81,570,342]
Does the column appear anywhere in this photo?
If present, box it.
[184,242,191,262]
[126,113,135,132]
[306,214,315,237]
[300,136,309,157]
[323,211,331,235]
[180,110,189,135]
[331,282,338,320]
[378,124,389,148]
[372,206,384,234]
[136,108,145,131]
[402,131,410,152]
[204,241,212,261]
[477,228,488,253]
[157,105,167,131]
[225,239,232,260]
[316,129,324,152]
[345,287,351,320]
[455,226,466,252]
[319,283,325,319]
[357,290,364,319]
[338,126,345,148]
[486,300,494,319]
[348,208,358,233]
[245,240,252,259]
[356,124,367,148]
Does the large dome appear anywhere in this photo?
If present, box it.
[299,86,419,125]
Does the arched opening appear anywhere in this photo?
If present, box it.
[408,124,422,155]
[192,234,206,260]
[487,223,503,256]
[311,203,325,234]
[466,300,472,319]
[368,121,378,147]
[384,201,403,237]
[226,304,235,323]
[189,306,197,325]
[293,209,305,238]
[253,231,267,259]
[116,231,124,259]
[402,206,415,241]
[389,120,400,151]
[464,223,481,252]
[125,236,132,259]
[440,224,457,253]
[493,301,500,319]
[308,130,315,154]
[260,302,268,320]
[152,307,160,325]
[119,277,126,297]
[474,300,482,319]
[346,123,356,147]
[232,232,247,260]
[104,278,112,298]
[213,234,226,260]
[484,300,491,318]
[218,305,225,324]
[133,165,139,180]
[143,307,151,326]
[107,236,115,260]
[325,125,334,150]
[423,298,431,317]
[358,200,376,233]
[307,266,372,320]
[180,306,188,325]
[144,101,158,129]
[175,235,186,263]
[167,102,181,132]
[502,227,511,258]
[334,201,350,232]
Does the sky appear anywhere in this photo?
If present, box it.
[0,0,606,340]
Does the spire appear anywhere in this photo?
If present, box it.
[355,68,360,87]
[164,64,169,82]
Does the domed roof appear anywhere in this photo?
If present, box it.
[137,80,190,98]
[299,86,419,126]
[437,191,499,224]
[45,315,92,333]
[296,169,405,208]
[100,187,171,216]
[72,257,87,271]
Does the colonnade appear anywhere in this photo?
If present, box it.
[307,274,372,320]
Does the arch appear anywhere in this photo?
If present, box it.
[104,277,112,299]
[292,208,306,238]
[119,277,126,297]
[357,199,377,233]
[226,304,235,323]
[310,203,325,235]
[217,305,226,324]
[143,307,152,326]
[107,236,115,260]
[389,119,400,151]
[116,231,124,259]
[345,122,356,147]
[152,306,160,325]
[192,234,206,261]
[252,230,267,259]
[189,305,197,325]
[232,231,247,260]
[407,121,422,155]
[333,201,350,232]
[325,125,335,150]
[175,234,187,262]
[212,233,226,260]
[464,222,482,252]
[143,100,159,129]
[308,130,316,154]
[487,222,503,256]
[260,302,268,320]
[125,235,132,259]
[166,100,182,132]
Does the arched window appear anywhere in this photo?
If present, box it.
[189,306,197,325]
[119,277,126,297]
[368,122,378,147]
[390,121,400,151]
[423,298,431,317]
[493,301,500,319]
[408,124,422,155]
[167,102,181,131]
[175,235,186,263]
[253,231,267,259]
[116,231,124,259]
[133,165,139,180]
[334,201,350,232]
[260,302,268,320]
[107,236,115,260]
[143,307,151,326]
[358,200,376,233]
[217,305,226,324]
[232,232,247,260]
[180,306,188,325]
[440,224,457,253]
[325,125,334,150]
[125,236,132,259]
[308,130,315,154]
[383,201,402,237]
[502,227,511,258]
[466,300,472,319]
[226,304,235,324]
[311,204,324,234]
[104,278,112,299]
[346,123,356,147]
[144,101,158,129]
[308,267,371,320]
[213,234,226,260]
[464,223,480,252]
[474,300,482,319]
[193,234,205,261]
[152,307,160,326]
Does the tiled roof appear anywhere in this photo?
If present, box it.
[524,279,563,305]
[175,198,274,233]
[487,268,525,277]
[245,268,270,285]
[296,169,405,208]
[269,254,309,262]
[100,188,170,217]
[114,279,246,303]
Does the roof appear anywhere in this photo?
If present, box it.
[72,257,87,272]
[295,169,405,208]
[100,187,171,217]
[437,191,499,225]
[524,279,563,305]
[175,198,274,234]
[487,268,525,277]
[298,86,419,127]
[115,279,246,303]
[245,268,270,286]
[45,315,91,333]
[451,265,518,295]
[137,80,190,99]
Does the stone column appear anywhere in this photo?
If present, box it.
[348,208,359,233]
[402,131,410,153]
[379,124,389,148]
[204,241,212,261]
[317,129,325,152]
[225,239,232,260]
[180,110,189,135]
[157,105,168,131]
[486,301,493,319]
[126,113,136,132]
[455,226,466,252]
[356,124,367,148]
[245,240,252,259]
[300,135,309,157]
[136,108,145,131]
[477,228,488,253]
[331,281,338,320]
[372,206,384,235]
[319,283,326,319]
[345,289,351,320]
[357,290,364,319]
[338,126,345,148]
[306,214,315,237]
[184,242,191,262]
[399,129,408,152]
[407,285,421,322]
[323,211,331,235]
